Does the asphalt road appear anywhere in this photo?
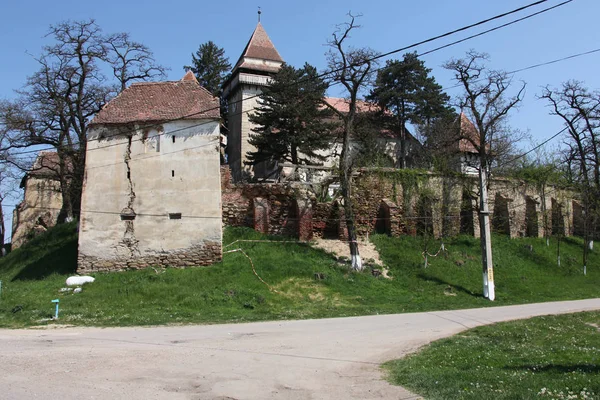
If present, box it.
[1,298,599,400]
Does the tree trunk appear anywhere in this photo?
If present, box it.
[541,184,549,246]
[0,199,5,254]
[340,118,362,271]
[399,101,406,169]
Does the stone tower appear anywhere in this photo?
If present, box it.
[222,22,283,181]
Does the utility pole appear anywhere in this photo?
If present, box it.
[444,51,524,302]
[479,164,495,301]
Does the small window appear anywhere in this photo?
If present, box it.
[172,136,176,143]
[169,213,182,220]
[171,170,175,177]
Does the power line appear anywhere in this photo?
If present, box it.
[418,0,574,59]
[331,0,576,89]
[362,0,558,63]
[0,0,564,161]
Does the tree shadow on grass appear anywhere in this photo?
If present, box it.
[504,364,600,374]
[417,273,482,298]
[513,244,552,267]
[11,238,78,281]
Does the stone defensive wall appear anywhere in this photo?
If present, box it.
[221,166,583,241]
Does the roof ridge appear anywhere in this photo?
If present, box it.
[130,80,184,86]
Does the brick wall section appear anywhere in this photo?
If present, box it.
[312,202,340,239]
[221,166,303,237]
[77,241,222,273]
[352,175,397,236]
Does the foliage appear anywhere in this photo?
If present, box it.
[349,111,395,168]
[509,163,567,187]
[184,40,231,97]
[0,223,598,328]
[247,63,334,167]
[370,168,430,202]
[369,52,454,168]
[384,311,600,400]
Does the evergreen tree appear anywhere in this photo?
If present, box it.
[247,63,334,166]
[184,41,231,96]
[369,52,453,168]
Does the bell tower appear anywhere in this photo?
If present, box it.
[222,20,283,181]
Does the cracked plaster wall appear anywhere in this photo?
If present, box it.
[78,120,222,272]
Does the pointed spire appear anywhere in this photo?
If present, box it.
[258,6,262,23]
[181,70,198,83]
[237,22,283,64]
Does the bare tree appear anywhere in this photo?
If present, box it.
[540,81,600,273]
[0,128,20,249]
[106,32,167,92]
[324,14,378,271]
[0,19,165,222]
[0,165,20,250]
[444,51,525,301]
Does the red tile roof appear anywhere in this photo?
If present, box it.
[323,97,417,141]
[91,74,219,125]
[324,97,380,114]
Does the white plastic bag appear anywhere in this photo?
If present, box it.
[66,276,95,286]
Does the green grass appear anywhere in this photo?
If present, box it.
[383,311,600,399]
[0,223,598,328]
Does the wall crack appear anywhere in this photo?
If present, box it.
[121,134,140,258]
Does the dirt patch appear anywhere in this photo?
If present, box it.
[312,238,392,279]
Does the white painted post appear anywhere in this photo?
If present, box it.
[479,166,495,301]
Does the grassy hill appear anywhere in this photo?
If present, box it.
[0,223,598,328]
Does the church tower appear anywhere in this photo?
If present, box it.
[222,22,283,181]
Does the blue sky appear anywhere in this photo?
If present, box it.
[0,0,599,240]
